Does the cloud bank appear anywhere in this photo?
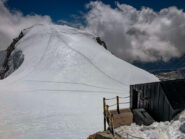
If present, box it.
[84,1,185,62]
[0,0,52,50]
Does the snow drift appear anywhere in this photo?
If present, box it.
[0,24,158,139]
[115,110,185,139]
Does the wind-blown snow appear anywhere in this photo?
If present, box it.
[0,24,158,139]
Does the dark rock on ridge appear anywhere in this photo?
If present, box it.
[0,32,24,79]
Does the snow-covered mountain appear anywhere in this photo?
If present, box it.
[0,24,158,139]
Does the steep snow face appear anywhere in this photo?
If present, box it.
[0,24,158,139]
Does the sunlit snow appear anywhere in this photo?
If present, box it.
[0,24,158,139]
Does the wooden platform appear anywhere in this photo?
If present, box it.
[109,108,133,128]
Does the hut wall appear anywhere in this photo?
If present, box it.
[130,83,174,121]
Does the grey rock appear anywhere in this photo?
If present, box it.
[96,37,107,50]
[0,50,7,74]
[4,50,24,78]
[180,123,185,134]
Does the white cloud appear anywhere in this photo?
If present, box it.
[0,0,52,50]
[84,1,185,62]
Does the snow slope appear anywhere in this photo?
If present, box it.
[0,24,158,139]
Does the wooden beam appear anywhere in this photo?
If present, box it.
[103,97,106,131]
[117,96,120,114]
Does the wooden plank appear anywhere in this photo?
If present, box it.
[113,112,133,128]
[109,108,133,128]
[110,108,131,114]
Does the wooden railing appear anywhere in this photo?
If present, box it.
[103,96,144,139]
[103,96,129,132]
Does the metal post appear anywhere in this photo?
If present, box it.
[103,97,106,131]
[117,96,120,114]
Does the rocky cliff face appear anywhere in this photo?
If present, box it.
[0,32,24,79]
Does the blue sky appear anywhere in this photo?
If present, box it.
[5,0,185,22]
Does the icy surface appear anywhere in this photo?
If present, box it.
[0,24,158,139]
[116,111,185,139]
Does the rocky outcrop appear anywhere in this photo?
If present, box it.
[0,32,24,79]
[0,50,7,74]
[96,37,107,50]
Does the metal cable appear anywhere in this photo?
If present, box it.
[106,100,130,107]
[105,97,116,100]
[105,96,130,100]
[119,102,130,105]
[119,96,130,99]
[108,103,117,107]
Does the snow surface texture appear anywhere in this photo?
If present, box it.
[0,24,158,139]
[115,110,185,139]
